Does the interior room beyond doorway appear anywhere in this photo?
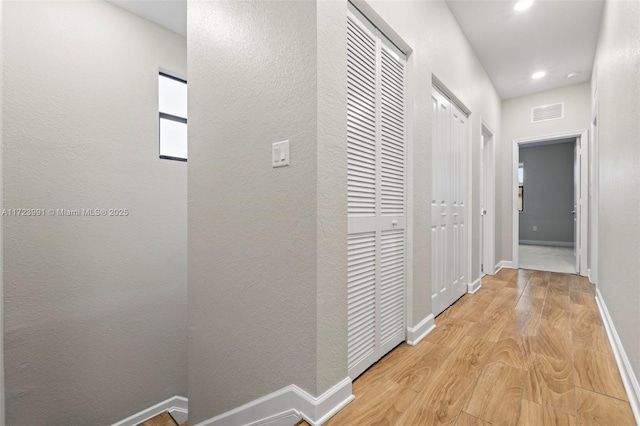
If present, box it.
[517,138,577,274]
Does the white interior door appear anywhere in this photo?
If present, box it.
[578,131,589,276]
[573,133,589,276]
[431,87,468,317]
[347,5,406,380]
[574,142,580,272]
[481,127,495,275]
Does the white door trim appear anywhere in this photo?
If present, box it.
[480,120,496,275]
[512,129,589,275]
[589,102,599,284]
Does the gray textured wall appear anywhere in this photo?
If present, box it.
[188,1,321,422]
[3,2,187,424]
[519,141,576,244]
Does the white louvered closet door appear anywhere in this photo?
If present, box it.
[347,6,406,380]
[431,86,468,317]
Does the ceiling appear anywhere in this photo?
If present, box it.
[446,0,604,99]
[107,0,604,100]
[106,0,186,37]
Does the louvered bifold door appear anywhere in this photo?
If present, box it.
[347,5,407,381]
[378,39,406,357]
[347,9,380,380]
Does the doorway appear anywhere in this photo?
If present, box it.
[512,131,588,276]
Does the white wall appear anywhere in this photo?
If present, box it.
[499,82,591,262]
[3,2,187,424]
[360,0,502,322]
[592,0,640,400]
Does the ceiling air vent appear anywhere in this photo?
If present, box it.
[531,103,564,123]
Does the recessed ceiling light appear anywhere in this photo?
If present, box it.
[514,0,533,11]
[532,71,546,79]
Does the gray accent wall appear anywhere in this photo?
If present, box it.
[3,2,187,424]
[519,141,576,244]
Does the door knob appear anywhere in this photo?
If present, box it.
[571,210,576,214]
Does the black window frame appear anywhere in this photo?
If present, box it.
[159,72,188,162]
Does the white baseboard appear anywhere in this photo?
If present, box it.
[595,289,640,424]
[519,240,574,247]
[468,277,482,294]
[406,314,435,346]
[587,268,595,284]
[295,377,354,425]
[195,377,354,426]
[111,396,188,426]
[495,261,515,273]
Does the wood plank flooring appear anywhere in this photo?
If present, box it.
[314,269,635,425]
[139,412,178,426]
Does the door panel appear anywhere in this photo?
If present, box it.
[347,232,377,376]
[452,105,467,299]
[347,10,378,380]
[378,41,406,354]
[431,90,451,316]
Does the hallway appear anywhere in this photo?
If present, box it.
[318,269,635,425]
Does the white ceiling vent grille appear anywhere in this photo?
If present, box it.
[531,103,564,122]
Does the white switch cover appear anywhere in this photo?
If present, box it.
[272,140,290,168]
[533,225,537,231]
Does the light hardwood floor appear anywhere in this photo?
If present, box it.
[139,412,178,426]
[304,269,636,425]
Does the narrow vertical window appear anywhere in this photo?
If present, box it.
[159,72,187,161]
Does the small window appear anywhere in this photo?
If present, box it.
[518,163,524,212]
[159,72,187,161]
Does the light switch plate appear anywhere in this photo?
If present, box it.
[272,140,290,168]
